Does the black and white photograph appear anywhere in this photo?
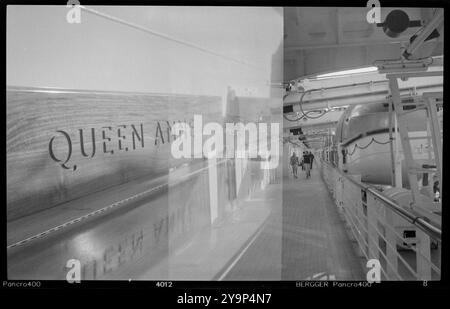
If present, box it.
[2,0,448,297]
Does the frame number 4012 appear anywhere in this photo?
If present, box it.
[156,281,173,287]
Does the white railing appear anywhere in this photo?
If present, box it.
[320,159,441,281]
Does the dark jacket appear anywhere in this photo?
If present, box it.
[303,154,312,164]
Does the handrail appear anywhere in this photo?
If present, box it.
[320,159,442,242]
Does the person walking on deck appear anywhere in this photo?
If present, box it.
[290,152,299,178]
[303,151,312,179]
[301,151,306,170]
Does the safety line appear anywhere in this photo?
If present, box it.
[79,6,263,71]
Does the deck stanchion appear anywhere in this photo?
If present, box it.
[334,173,339,206]
[384,207,399,280]
[208,155,219,225]
[319,158,441,280]
[335,172,342,207]
[367,194,380,263]
[350,175,364,255]
[416,229,432,280]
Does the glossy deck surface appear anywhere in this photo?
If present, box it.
[7,161,371,280]
[7,159,276,280]
[224,164,366,280]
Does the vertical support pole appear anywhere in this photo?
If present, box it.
[426,110,433,162]
[436,241,441,279]
[208,155,219,225]
[385,208,399,280]
[416,229,432,280]
[394,113,403,188]
[389,77,420,206]
[235,157,242,196]
[348,174,363,254]
[388,99,396,187]
[334,172,340,206]
[426,97,443,200]
[367,194,380,262]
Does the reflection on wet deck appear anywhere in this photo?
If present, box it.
[7,159,278,280]
[7,159,373,281]
[224,165,365,280]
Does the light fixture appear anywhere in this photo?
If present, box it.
[374,59,431,74]
[315,66,378,79]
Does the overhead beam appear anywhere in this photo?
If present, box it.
[404,9,444,59]
[286,121,338,131]
[285,40,406,51]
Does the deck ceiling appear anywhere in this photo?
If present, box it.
[283,7,444,149]
[284,7,444,81]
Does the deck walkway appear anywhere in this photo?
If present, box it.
[223,164,366,280]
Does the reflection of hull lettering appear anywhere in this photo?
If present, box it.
[78,230,144,280]
[153,204,193,245]
[73,200,194,280]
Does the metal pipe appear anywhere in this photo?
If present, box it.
[284,82,442,105]
[404,9,444,58]
[386,71,443,79]
[284,39,407,51]
[285,84,443,111]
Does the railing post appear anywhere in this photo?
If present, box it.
[335,171,341,207]
[336,171,339,197]
[384,207,399,280]
[349,175,363,254]
[331,169,336,199]
[367,194,380,264]
[320,159,441,281]
[207,156,219,225]
[416,229,432,280]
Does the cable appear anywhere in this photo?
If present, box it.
[287,140,303,148]
[283,90,329,122]
[298,90,329,119]
[346,137,392,156]
[283,110,328,122]
[283,114,303,122]
[79,6,262,71]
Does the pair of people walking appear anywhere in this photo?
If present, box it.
[290,151,315,179]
